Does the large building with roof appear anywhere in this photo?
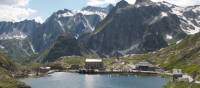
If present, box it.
[85,59,104,70]
[135,61,156,71]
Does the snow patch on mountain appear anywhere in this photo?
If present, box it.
[176,40,182,44]
[83,15,95,31]
[56,10,107,20]
[22,48,31,56]
[192,7,200,13]
[149,16,160,25]
[57,20,66,32]
[166,34,173,40]
[72,10,107,20]
[0,31,27,40]
[161,2,200,35]
[43,33,47,41]
[177,11,200,35]
[58,12,74,17]
[181,25,200,35]
[29,41,36,54]
[161,12,168,17]
[0,45,5,49]
[118,44,139,55]
[74,34,79,39]
[149,12,168,25]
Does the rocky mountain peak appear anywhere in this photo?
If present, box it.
[107,4,114,8]
[135,0,151,4]
[116,0,129,8]
[107,4,115,12]
[82,6,105,12]
[82,5,114,14]
[55,9,72,15]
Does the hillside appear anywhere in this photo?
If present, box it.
[127,31,200,80]
[41,34,82,62]
[164,82,200,88]
[0,52,21,88]
[40,34,98,62]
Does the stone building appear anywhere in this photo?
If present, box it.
[85,59,104,70]
[135,61,156,71]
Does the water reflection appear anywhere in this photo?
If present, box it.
[84,75,95,88]
[20,72,168,88]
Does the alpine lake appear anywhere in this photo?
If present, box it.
[20,72,169,88]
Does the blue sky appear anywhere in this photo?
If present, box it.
[29,0,87,20]
[29,0,200,21]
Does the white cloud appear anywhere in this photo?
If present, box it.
[0,0,29,7]
[0,0,42,22]
[0,5,36,22]
[87,0,200,7]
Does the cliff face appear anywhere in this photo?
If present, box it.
[129,31,200,81]
[87,0,187,56]
[42,34,82,62]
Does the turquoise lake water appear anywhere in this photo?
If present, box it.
[20,72,169,88]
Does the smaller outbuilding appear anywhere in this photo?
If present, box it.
[172,69,183,81]
[135,61,156,71]
[39,67,51,73]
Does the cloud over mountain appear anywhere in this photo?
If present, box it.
[0,0,29,6]
[0,0,42,22]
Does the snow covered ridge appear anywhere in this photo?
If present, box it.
[0,31,27,40]
[57,11,74,17]
[56,9,107,17]
[161,2,200,35]
[134,1,200,35]
[57,10,107,20]
[76,10,107,20]
[156,1,200,35]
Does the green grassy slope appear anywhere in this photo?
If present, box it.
[164,82,200,88]
[126,32,200,79]
[122,32,200,88]
[0,52,20,88]
[0,39,36,63]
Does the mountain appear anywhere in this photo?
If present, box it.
[0,20,41,62]
[30,5,113,62]
[82,5,114,14]
[32,6,112,52]
[41,34,82,62]
[128,29,200,81]
[40,33,99,62]
[0,0,200,62]
[87,0,200,57]
[0,39,36,62]
[0,5,113,62]
[160,2,200,35]
[37,0,200,62]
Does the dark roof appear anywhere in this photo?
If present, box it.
[135,61,154,67]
